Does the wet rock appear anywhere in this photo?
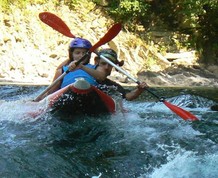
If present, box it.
[211,105,218,111]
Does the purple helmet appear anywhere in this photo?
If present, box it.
[69,37,92,50]
[68,38,92,63]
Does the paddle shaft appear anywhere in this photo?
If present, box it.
[98,54,162,101]
[98,53,199,121]
[33,53,90,101]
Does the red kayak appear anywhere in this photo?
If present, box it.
[45,78,116,116]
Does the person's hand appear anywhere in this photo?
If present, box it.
[68,61,79,71]
[137,82,149,91]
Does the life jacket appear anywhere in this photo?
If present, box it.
[97,78,127,98]
[61,64,98,88]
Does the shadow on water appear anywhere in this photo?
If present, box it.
[0,84,217,178]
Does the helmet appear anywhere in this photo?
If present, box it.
[69,37,92,50]
[68,37,92,63]
[98,48,124,66]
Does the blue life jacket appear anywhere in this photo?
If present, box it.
[61,64,98,88]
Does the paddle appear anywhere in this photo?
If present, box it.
[98,54,199,121]
[39,12,122,50]
[39,12,75,38]
[34,13,122,101]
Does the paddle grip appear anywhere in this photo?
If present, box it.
[75,52,91,66]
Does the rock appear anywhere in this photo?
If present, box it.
[211,105,218,111]
[206,65,218,76]
[49,54,58,58]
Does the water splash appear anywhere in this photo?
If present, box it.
[0,86,217,177]
[144,150,218,178]
[0,99,48,122]
[167,94,215,109]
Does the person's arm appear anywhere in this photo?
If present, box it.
[47,60,82,95]
[125,82,148,101]
[79,64,107,81]
[67,61,107,81]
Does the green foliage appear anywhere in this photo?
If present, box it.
[91,0,218,64]
[0,0,51,11]
[2,0,218,64]
[92,0,151,31]
[63,0,80,10]
[66,0,95,12]
[115,1,150,20]
[0,0,11,10]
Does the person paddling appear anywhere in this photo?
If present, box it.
[37,42,147,102]
[44,37,107,97]
[94,48,148,101]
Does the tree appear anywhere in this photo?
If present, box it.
[93,0,218,64]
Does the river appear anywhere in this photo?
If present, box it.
[0,84,217,178]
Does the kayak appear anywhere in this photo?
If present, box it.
[45,78,116,116]
[1,77,116,119]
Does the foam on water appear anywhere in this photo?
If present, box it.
[109,101,218,178]
[124,94,217,122]
[0,99,48,122]
[0,86,217,177]
[143,150,218,178]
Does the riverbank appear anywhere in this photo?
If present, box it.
[0,62,218,87]
[1,81,218,104]
[1,2,217,100]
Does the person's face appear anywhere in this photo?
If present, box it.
[98,59,113,76]
[72,48,89,63]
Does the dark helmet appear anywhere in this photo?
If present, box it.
[68,37,92,63]
[98,48,124,66]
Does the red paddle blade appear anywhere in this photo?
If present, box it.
[163,101,199,121]
[89,23,122,52]
[39,12,75,38]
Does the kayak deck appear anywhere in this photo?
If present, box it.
[46,78,116,116]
